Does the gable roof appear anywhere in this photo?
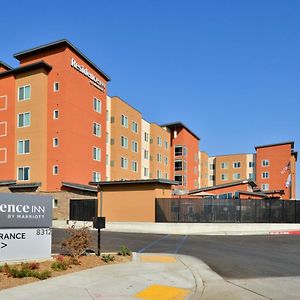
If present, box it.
[255,141,294,150]
[14,39,110,81]
[160,122,200,140]
[0,60,13,70]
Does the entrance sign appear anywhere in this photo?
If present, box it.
[0,228,51,262]
[0,193,52,228]
[0,193,52,262]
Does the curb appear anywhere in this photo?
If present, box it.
[269,230,300,235]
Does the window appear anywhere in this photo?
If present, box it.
[131,141,138,153]
[53,137,59,147]
[131,160,138,172]
[106,132,109,144]
[157,136,162,146]
[157,170,162,178]
[233,162,241,168]
[53,82,59,92]
[175,146,183,156]
[144,167,149,177]
[175,175,183,185]
[132,121,138,133]
[92,171,101,182]
[233,173,241,180]
[209,164,215,170]
[175,160,183,171]
[249,161,255,168]
[121,115,128,127]
[17,167,30,181]
[262,184,269,190]
[121,136,128,148]
[93,97,101,113]
[262,171,269,179]
[106,154,109,166]
[209,175,215,181]
[221,162,228,169]
[221,173,228,181]
[262,159,269,167]
[164,156,168,166]
[164,140,168,149]
[93,122,101,137]
[121,157,128,169]
[53,110,59,119]
[249,173,254,180]
[157,153,162,163]
[144,132,149,142]
[18,112,30,128]
[53,199,58,208]
[18,85,30,101]
[53,165,59,175]
[93,147,101,161]
[17,139,30,154]
[144,150,149,160]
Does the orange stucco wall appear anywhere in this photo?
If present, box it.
[256,144,295,199]
[170,127,199,191]
[0,75,15,180]
[101,184,172,222]
[16,45,108,190]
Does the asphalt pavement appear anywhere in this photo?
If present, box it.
[52,229,300,279]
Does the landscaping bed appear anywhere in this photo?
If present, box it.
[0,253,131,291]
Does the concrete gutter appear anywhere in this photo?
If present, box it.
[52,220,300,235]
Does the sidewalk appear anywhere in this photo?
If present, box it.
[0,253,271,300]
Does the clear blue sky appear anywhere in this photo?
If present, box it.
[1,0,299,197]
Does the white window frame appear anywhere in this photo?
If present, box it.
[93,147,101,161]
[131,160,138,172]
[157,136,162,146]
[221,173,228,181]
[53,137,59,148]
[262,183,269,190]
[157,153,162,163]
[262,159,270,167]
[93,97,101,113]
[93,122,101,137]
[53,82,59,92]
[121,115,128,128]
[144,132,149,142]
[18,85,31,101]
[233,173,241,180]
[17,166,30,181]
[233,162,241,169]
[221,162,228,169]
[121,136,128,149]
[17,139,30,155]
[53,165,59,175]
[17,112,31,128]
[92,171,101,182]
[144,149,149,160]
[0,148,7,163]
[0,122,7,137]
[131,140,138,153]
[0,95,7,111]
[131,121,138,133]
[121,157,128,169]
[262,171,269,179]
[164,156,168,166]
[53,110,59,119]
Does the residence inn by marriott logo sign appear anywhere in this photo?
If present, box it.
[0,194,52,228]
[70,58,106,92]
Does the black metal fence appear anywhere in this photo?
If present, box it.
[69,199,96,221]
[155,198,300,223]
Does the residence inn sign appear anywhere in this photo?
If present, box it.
[0,194,52,262]
[0,194,52,228]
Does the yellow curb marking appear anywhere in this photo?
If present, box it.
[135,284,190,300]
[140,255,177,263]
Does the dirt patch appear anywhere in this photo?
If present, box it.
[0,254,131,291]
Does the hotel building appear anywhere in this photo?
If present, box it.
[0,39,297,201]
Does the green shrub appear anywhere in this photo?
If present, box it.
[101,254,115,263]
[21,262,40,270]
[118,245,131,256]
[32,270,51,280]
[51,256,69,271]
